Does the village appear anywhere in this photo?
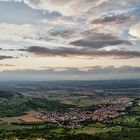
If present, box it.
[33,96,133,128]
[0,96,133,129]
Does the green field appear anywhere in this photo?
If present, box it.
[0,122,140,140]
[0,90,140,140]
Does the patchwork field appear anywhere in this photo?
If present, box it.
[48,95,112,107]
[16,111,43,122]
[0,111,43,123]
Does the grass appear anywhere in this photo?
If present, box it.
[51,122,122,135]
[48,93,111,107]
[0,122,55,131]
[58,98,110,107]
[113,116,140,126]
[67,123,123,136]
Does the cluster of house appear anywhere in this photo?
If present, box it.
[34,109,91,128]
[92,97,133,122]
[33,97,133,129]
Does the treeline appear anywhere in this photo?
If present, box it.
[26,98,76,113]
[0,95,76,117]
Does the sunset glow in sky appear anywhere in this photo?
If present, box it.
[0,0,140,80]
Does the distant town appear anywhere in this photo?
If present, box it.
[1,96,133,129]
[32,96,133,128]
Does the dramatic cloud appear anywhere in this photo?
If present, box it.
[21,0,140,18]
[70,32,132,49]
[91,14,130,25]
[0,0,139,80]
[0,23,39,41]
[48,29,76,38]
[39,16,75,27]
[129,22,140,38]
[0,55,14,60]
[22,0,106,16]
[23,46,140,59]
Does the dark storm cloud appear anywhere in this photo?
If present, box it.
[0,55,14,60]
[23,46,140,59]
[25,46,82,57]
[91,14,130,24]
[70,33,132,49]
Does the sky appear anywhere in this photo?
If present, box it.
[0,0,140,80]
